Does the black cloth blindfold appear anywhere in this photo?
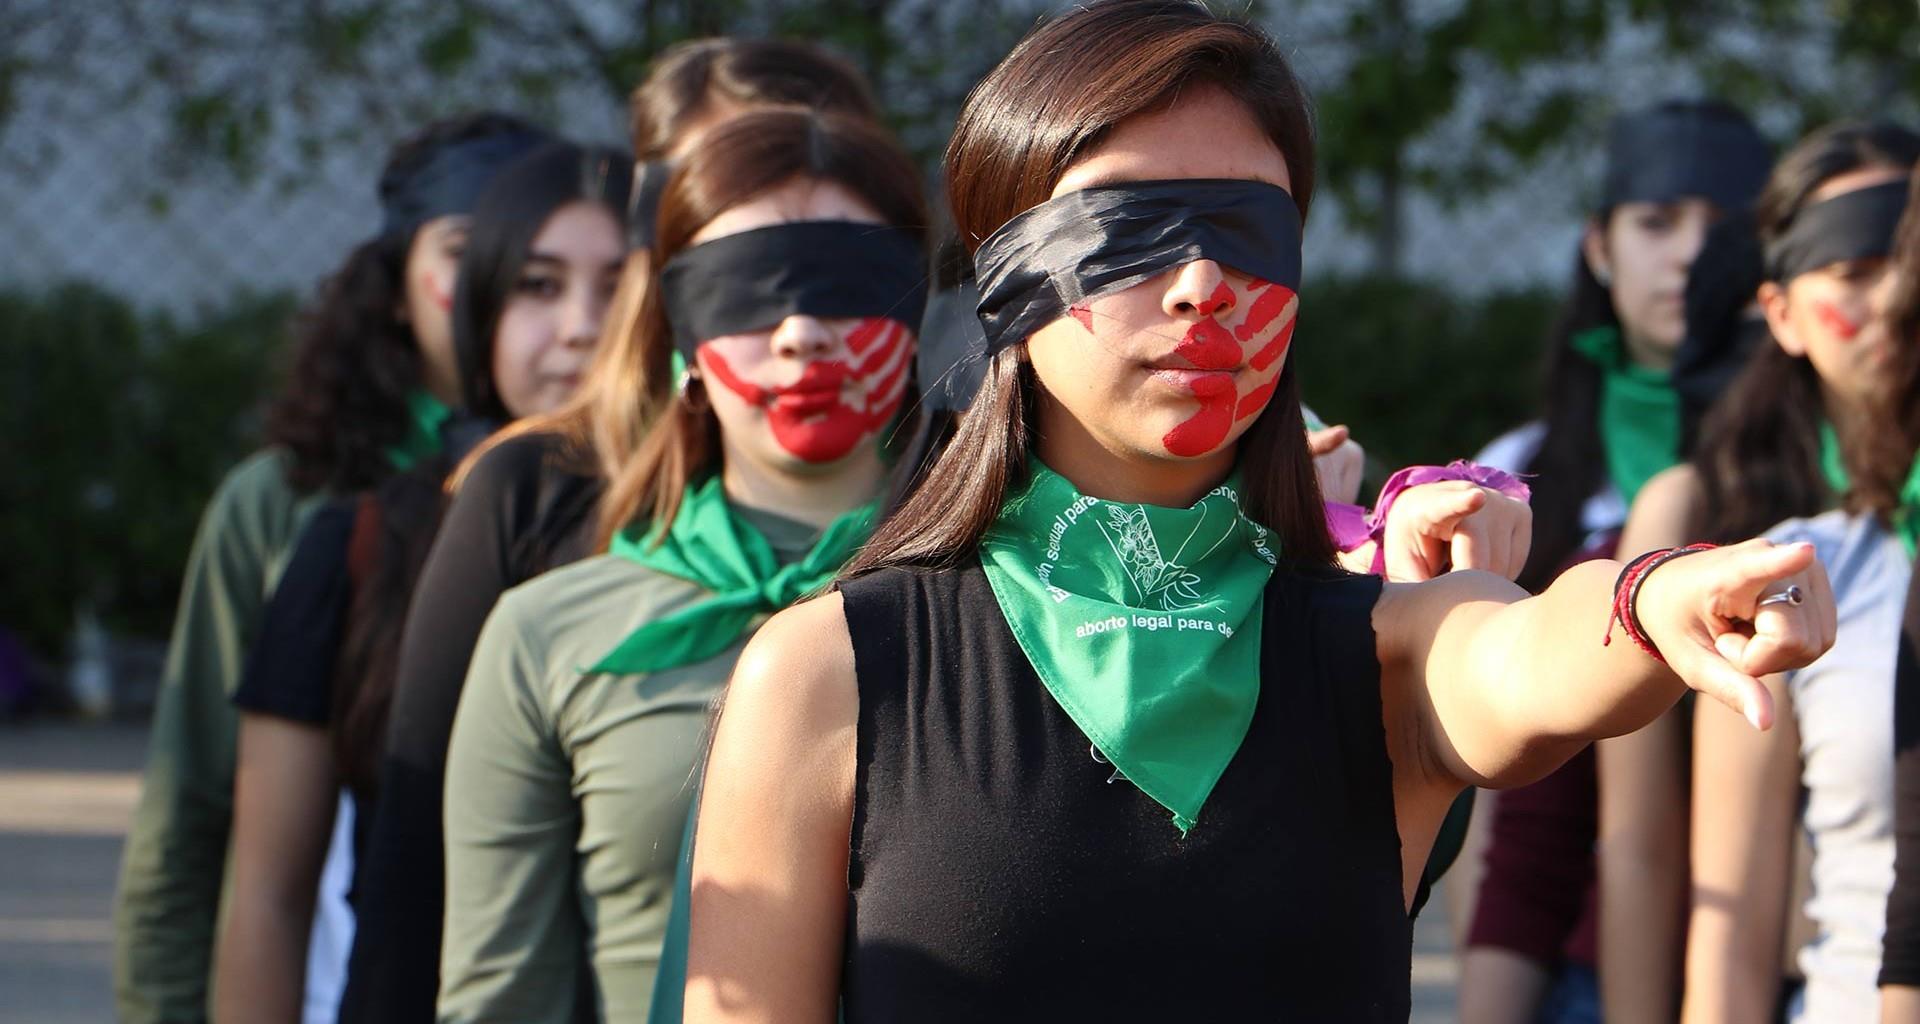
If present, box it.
[378,131,547,240]
[659,221,928,358]
[1601,105,1771,211]
[915,282,989,412]
[1765,180,1909,282]
[971,179,1304,358]
[628,159,672,251]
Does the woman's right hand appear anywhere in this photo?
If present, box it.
[1635,539,1836,730]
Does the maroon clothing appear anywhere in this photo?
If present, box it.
[1468,746,1598,969]
[1467,531,1620,972]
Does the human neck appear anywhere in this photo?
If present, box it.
[1034,408,1233,509]
[422,360,464,411]
[718,441,886,530]
[1619,327,1675,373]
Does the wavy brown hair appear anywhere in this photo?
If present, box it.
[452,38,883,496]
[264,112,542,494]
[1850,167,1920,515]
[845,0,1333,578]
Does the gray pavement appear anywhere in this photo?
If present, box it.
[1,720,146,1023]
[0,718,1461,1022]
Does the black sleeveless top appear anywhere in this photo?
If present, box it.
[838,562,1410,1021]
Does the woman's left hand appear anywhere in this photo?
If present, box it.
[1379,480,1533,583]
[1634,539,1836,731]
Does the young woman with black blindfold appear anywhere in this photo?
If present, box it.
[1874,165,1920,1024]
[110,111,546,1024]
[215,141,628,1023]
[1680,125,1920,1024]
[337,43,885,1023]
[682,3,1835,1020]
[432,109,926,1022]
[1457,99,1775,1024]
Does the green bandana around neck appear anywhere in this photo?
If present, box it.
[1820,422,1920,559]
[1571,325,1681,505]
[588,475,878,675]
[385,390,453,471]
[979,459,1278,833]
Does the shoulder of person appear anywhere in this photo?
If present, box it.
[1766,509,1906,595]
[485,553,704,671]
[1621,463,1705,535]
[723,593,857,740]
[1473,421,1546,475]
[204,448,306,535]
[1636,463,1704,507]
[458,431,578,497]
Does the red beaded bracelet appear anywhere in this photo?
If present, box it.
[1603,543,1718,663]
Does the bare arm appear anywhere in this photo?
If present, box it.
[1380,538,1831,794]
[1597,464,1703,1022]
[1681,682,1799,1024]
[1457,948,1551,1024]
[214,713,339,1022]
[685,595,856,1024]
[1885,986,1920,1023]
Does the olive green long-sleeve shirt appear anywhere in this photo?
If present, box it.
[113,449,322,1023]
[438,508,817,1023]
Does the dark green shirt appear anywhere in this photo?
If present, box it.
[438,508,818,1022]
[113,449,322,1023]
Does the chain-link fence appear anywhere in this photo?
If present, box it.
[2,0,1916,670]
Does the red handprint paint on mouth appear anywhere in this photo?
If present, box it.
[1066,276,1299,458]
[1162,278,1298,457]
[699,317,912,463]
[1813,301,1861,341]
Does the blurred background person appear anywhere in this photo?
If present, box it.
[109,111,548,1024]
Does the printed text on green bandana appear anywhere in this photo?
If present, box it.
[981,460,1277,833]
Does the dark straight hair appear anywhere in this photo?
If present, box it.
[1517,99,1763,590]
[264,111,543,494]
[846,0,1333,577]
[452,142,634,420]
[330,140,631,793]
[1692,120,1920,544]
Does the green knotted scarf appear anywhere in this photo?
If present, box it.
[1570,325,1681,506]
[588,475,878,674]
[385,390,453,470]
[1820,422,1920,559]
[980,459,1278,833]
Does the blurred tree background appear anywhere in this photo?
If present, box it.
[0,0,1916,663]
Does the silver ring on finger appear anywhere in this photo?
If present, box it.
[1758,584,1805,608]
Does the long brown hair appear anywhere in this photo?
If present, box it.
[1692,121,1920,543]
[847,0,1333,577]
[451,38,883,497]
[591,110,927,545]
[1852,167,1920,515]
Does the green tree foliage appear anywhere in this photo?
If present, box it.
[1299,0,1920,270]
[0,285,291,656]
[1294,275,1557,470]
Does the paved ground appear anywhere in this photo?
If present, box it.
[1,719,147,1023]
[0,718,1462,1022]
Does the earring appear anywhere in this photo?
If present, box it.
[1593,266,1612,287]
